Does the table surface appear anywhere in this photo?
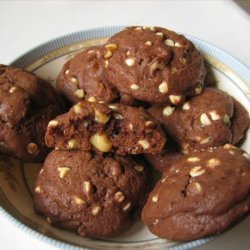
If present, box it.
[0,1,250,250]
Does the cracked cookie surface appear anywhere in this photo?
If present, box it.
[45,101,166,155]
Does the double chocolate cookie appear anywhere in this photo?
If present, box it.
[149,87,249,153]
[0,65,65,162]
[142,145,250,241]
[45,101,166,155]
[34,149,151,238]
[105,26,206,104]
[57,46,135,105]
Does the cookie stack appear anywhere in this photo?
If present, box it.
[1,26,249,241]
[34,26,250,240]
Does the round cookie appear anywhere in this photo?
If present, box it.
[33,149,151,238]
[0,64,65,162]
[45,101,166,155]
[148,87,234,153]
[105,26,206,104]
[231,99,249,145]
[57,46,135,105]
[142,145,250,241]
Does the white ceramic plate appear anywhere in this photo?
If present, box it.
[0,26,249,250]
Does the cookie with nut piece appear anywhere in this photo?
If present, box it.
[57,46,135,105]
[142,145,250,241]
[148,87,249,153]
[45,101,166,155]
[0,64,65,162]
[105,26,206,104]
[33,149,151,238]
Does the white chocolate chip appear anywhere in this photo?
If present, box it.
[223,114,230,124]
[87,50,95,54]
[134,27,142,31]
[163,106,175,116]
[122,202,131,211]
[83,181,93,195]
[104,60,109,68]
[114,191,125,202]
[74,196,85,205]
[108,105,118,110]
[104,43,118,59]
[150,27,156,31]
[156,32,164,37]
[9,86,17,93]
[165,39,174,47]
[182,102,190,110]
[128,123,133,130]
[153,219,159,225]
[207,158,221,169]
[27,143,38,154]
[169,95,182,105]
[200,113,211,126]
[145,41,152,46]
[91,205,101,215]
[67,139,78,149]
[224,144,237,150]
[35,186,41,193]
[199,137,211,144]
[187,157,200,163]
[94,109,110,124]
[195,84,203,95]
[134,165,144,172]
[150,61,165,73]
[190,166,206,177]
[65,69,69,75]
[138,140,150,150]
[187,182,202,195]
[130,84,139,90]
[158,81,168,94]
[243,152,250,160]
[48,120,59,127]
[125,58,135,67]
[174,42,182,48]
[88,96,97,102]
[69,76,78,84]
[75,89,85,99]
[161,177,166,183]
[152,195,158,203]
[113,113,123,120]
[57,167,70,179]
[90,133,112,152]
[73,103,83,114]
[209,111,220,121]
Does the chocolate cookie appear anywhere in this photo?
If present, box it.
[0,65,65,162]
[105,26,206,104]
[33,149,151,238]
[45,101,166,155]
[142,145,250,241]
[145,145,183,172]
[149,88,235,153]
[57,46,135,105]
[231,99,249,145]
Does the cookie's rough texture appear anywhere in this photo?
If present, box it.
[33,149,151,238]
[57,46,135,105]
[231,99,249,145]
[45,101,166,155]
[142,145,250,241]
[145,145,183,172]
[149,88,234,153]
[105,26,206,104]
[0,65,65,162]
